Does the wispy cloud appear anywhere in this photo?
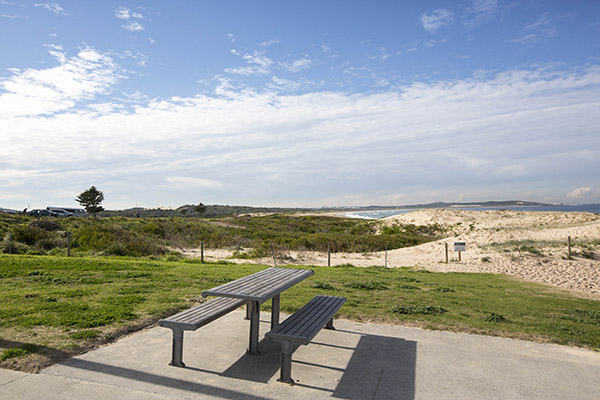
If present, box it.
[122,21,144,32]
[226,50,273,75]
[421,9,453,32]
[165,177,223,190]
[34,2,67,16]
[367,48,391,61]
[259,39,280,47]
[267,76,314,92]
[463,0,498,27]
[512,13,558,44]
[281,58,313,72]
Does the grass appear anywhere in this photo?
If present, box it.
[1,254,600,371]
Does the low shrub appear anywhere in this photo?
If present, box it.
[392,305,446,315]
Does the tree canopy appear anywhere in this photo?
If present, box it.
[76,186,105,216]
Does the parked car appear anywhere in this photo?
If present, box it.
[0,207,17,214]
[47,207,86,217]
[28,209,60,217]
[47,208,73,217]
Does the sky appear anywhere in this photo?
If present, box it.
[1,1,600,210]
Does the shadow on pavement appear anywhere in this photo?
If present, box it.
[61,358,272,400]
[331,332,416,400]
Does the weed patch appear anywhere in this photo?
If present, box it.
[392,305,446,315]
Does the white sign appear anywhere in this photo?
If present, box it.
[454,241,467,252]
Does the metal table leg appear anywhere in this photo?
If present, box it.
[271,294,280,328]
[248,300,260,355]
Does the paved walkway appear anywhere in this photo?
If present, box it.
[1,310,599,399]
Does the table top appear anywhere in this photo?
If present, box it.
[201,267,314,303]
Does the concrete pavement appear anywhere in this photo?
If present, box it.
[1,310,599,399]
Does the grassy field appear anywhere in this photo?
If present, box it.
[1,254,599,372]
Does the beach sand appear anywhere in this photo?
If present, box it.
[185,209,600,298]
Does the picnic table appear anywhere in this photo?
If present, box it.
[201,267,314,355]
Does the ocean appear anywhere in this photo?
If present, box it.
[341,204,600,220]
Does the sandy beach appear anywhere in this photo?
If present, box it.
[186,209,600,298]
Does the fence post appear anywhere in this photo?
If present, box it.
[201,241,204,263]
[568,236,571,259]
[67,231,71,257]
[445,243,448,263]
[327,241,331,267]
[271,243,277,267]
[385,244,388,268]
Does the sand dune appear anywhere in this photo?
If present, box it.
[187,209,600,297]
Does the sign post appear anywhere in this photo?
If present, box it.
[454,241,466,261]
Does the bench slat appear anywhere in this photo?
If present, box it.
[159,297,246,331]
[266,295,346,344]
[202,267,314,303]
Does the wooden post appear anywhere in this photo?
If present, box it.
[327,241,331,267]
[201,241,204,263]
[271,244,277,267]
[385,244,388,268]
[445,243,448,263]
[568,236,571,259]
[67,232,71,257]
[458,251,462,262]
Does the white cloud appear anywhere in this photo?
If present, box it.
[1,64,600,208]
[0,47,121,117]
[421,9,453,32]
[34,2,67,16]
[566,187,592,200]
[122,21,144,32]
[281,58,312,72]
[115,6,143,20]
[226,51,273,75]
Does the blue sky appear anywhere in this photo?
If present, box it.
[1,1,599,210]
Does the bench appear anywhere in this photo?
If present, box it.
[158,297,247,367]
[265,295,346,384]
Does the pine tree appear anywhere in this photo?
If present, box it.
[76,186,105,216]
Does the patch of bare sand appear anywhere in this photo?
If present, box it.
[181,209,600,298]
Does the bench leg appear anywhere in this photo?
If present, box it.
[271,294,280,328]
[245,303,251,320]
[278,340,294,384]
[248,300,260,355]
[169,327,186,367]
[325,318,335,330]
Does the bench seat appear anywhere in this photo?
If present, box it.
[159,297,247,367]
[266,295,346,383]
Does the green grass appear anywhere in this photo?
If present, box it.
[1,254,599,371]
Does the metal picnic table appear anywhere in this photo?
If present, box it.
[201,267,314,355]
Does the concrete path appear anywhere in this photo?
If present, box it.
[1,310,599,399]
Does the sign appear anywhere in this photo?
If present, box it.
[454,241,467,252]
